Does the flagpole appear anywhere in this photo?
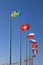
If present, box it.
[9,11,12,65]
[26,38,27,65]
[29,42,33,65]
[20,30,22,65]
[31,47,33,65]
[32,58,33,65]
[29,40,31,65]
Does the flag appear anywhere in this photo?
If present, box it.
[34,49,38,54]
[32,49,38,57]
[29,57,32,60]
[11,10,21,17]
[32,49,38,54]
[32,50,38,58]
[32,49,36,56]
[29,39,37,43]
[20,24,30,31]
[26,33,35,38]
[32,54,36,58]
[32,44,38,49]
[32,45,38,51]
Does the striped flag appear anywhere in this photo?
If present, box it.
[32,50,38,58]
[34,50,38,54]
[32,49,36,58]
[32,49,38,54]
[26,33,35,38]
[20,24,30,31]
[29,39,37,43]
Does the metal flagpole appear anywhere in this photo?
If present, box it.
[20,30,22,65]
[29,42,33,65]
[31,41,33,65]
[26,38,27,65]
[29,40,31,65]
[31,46,33,65]
[9,11,12,65]
[31,58,33,65]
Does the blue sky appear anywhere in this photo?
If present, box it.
[0,0,43,65]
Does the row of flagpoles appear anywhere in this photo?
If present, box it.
[9,10,38,65]
[20,24,38,65]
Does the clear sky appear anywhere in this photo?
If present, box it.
[0,0,43,65]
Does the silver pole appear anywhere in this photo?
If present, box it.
[29,42,33,65]
[26,38,27,65]
[9,12,12,65]
[20,30,22,65]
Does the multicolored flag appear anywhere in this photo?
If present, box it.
[20,24,30,31]
[32,49,36,57]
[26,33,35,38]
[32,44,38,58]
[29,39,37,43]
[32,50,38,58]
[34,50,38,54]
[11,10,21,17]
[28,56,33,60]
[32,43,38,49]
[32,49,38,54]
[32,53,35,58]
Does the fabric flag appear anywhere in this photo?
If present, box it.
[32,49,38,58]
[29,57,32,60]
[20,24,30,31]
[32,49,38,54]
[11,10,21,17]
[26,33,35,38]
[29,39,37,43]
[32,49,38,56]
[32,44,38,49]
[32,50,36,57]
[34,49,38,54]
[32,54,36,58]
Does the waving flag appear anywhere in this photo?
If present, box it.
[32,43,38,49]
[34,50,38,54]
[26,33,35,38]
[32,49,38,54]
[11,10,21,17]
[20,24,30,31]
[29,39,37,43]
[31,42,37,49]
[32,54,36,58]
[32,49,36,57]
[27,56,33,61]
[32,50,38,58]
